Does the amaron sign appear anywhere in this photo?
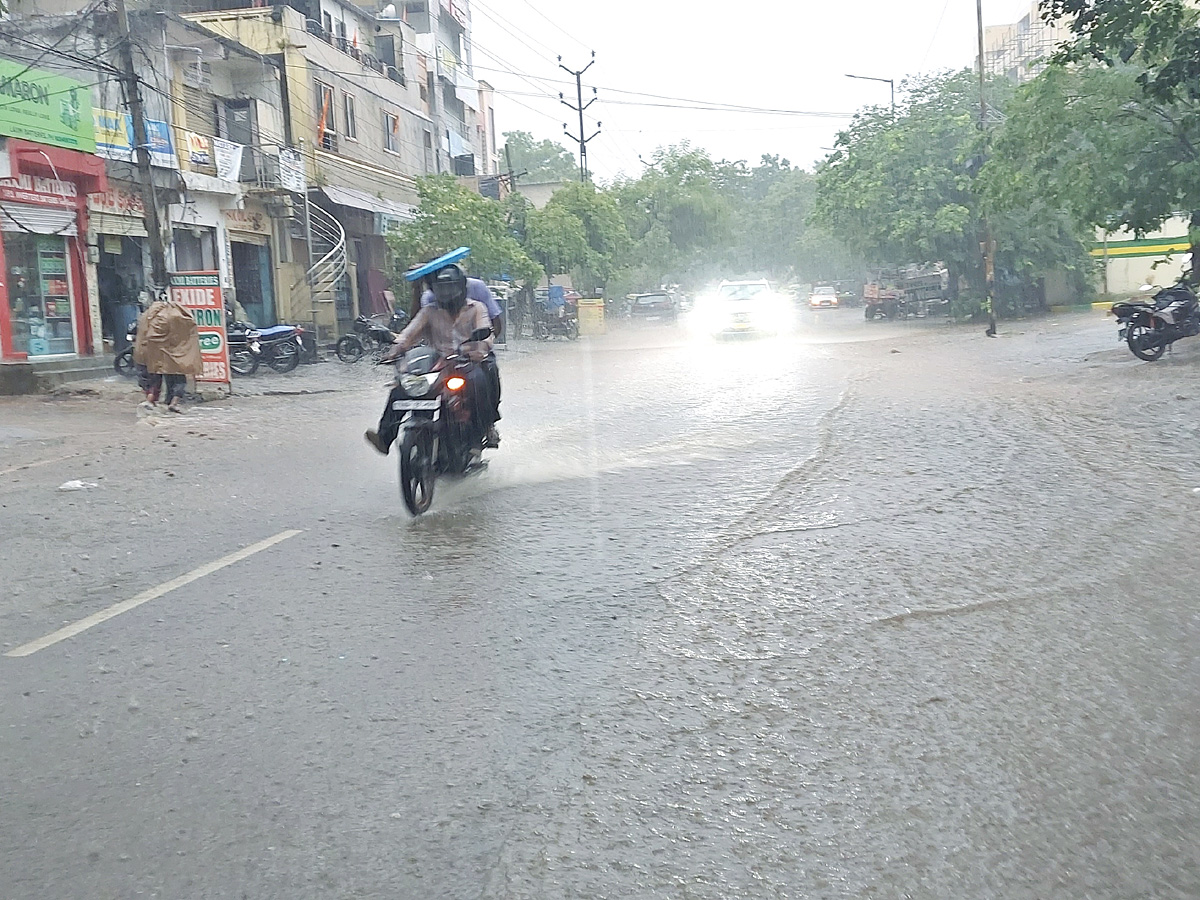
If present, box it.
[169,271,230,385]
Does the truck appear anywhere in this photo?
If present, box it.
[863,267,949,320]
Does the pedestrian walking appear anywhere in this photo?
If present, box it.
[132,296,203,413]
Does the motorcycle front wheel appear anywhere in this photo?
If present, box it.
[533,322,550,341]
[229,349,259,376]
[336,334,364,363]
[399,429,435,515]
[565,319,580,341]
[114,348,135,377]
[1127,323,1166,361]
[269,342,301,373]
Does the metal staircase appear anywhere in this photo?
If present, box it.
[304,201,347,304]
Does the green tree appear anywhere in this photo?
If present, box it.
[524,205,591,279]
[1044,0,1200,105]
[500,130,580,183]
[609,143,733,288]
[388,175,541,286]
[539,182,631,288]
[814,70,1087,313]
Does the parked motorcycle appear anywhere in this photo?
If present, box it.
[114,321,138,377]
[337,311,409,363]
[227,320,303,374]
[1111,280,1200,361]
[383,329,493,516]
[532,298,579,341]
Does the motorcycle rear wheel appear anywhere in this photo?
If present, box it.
[336,335,364,363]
[1127,323,1166,361]
[229,349,259,376]
[399,429,435,515]
[114,348,135,377]
[269,342,301,373]
[565,319,580,341]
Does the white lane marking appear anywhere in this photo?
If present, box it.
[5,530,303,658]
[0,453,80,477]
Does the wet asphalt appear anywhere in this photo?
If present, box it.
[2,308,1199,899]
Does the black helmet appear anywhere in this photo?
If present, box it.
[431,264,468,312]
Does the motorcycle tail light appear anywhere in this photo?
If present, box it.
[446,376,466,392]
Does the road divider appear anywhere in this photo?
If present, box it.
[5,529,303,658]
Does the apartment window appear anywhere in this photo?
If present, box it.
[321,12,332,40]
[316,81,337,151]
[383,113,400,153]
[342,92,357,141]
[422,129,434,173]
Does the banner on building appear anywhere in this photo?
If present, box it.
[93,109,177,168]
[0,174,78,209]
[0,57,96,153]
[187,132,212,167]
[212,138,244,182]
[278,148,305,192]
[169,271,229,384]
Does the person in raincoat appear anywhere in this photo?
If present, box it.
[133,297,203,413]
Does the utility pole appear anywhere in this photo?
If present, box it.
[559,52,600,183]
[977,0,998,337]
[113,0,170,289]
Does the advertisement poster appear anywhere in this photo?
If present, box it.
[213,138,244,181]
[93,110,178,169]
[169,271,229,384]
[0,59,96,152]
[187,132,212,167]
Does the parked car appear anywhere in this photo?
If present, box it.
[809,285,840,308]
[628,291,679,323]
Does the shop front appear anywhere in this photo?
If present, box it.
[88,185,148,350]
[224,206,277,327]
[0,173,95,361]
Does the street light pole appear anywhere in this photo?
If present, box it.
[977,0,998,337]
[845,73,895,116]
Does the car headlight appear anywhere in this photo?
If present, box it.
[400,373,438,397]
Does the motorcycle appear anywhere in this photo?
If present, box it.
[114,321,138,377]
[384,328,493,516]
[227,321,303,374]
[1111,280,1200,362]
[337,311,409,363]
[532,298,579,341]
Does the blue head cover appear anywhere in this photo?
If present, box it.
[404,247,471,282]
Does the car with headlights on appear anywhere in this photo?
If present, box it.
[808,285,839,308]
[690,280,792,336]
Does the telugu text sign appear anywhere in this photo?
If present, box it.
[170,271,229,384]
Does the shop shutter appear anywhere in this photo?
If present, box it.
[91,212,148,238]
[0,204,77,236]
[183,85,218,136]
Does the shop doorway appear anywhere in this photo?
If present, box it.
[172,226,217,273]
[230,240,276,327]
[97,234,145,349]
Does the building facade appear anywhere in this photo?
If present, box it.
[983,4,1074,84]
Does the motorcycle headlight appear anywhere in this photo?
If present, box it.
[400,373,437,397]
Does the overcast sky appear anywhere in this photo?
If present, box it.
[470,0,1042,182]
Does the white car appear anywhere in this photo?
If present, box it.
[809,285,839,308]
[691,280,792,336]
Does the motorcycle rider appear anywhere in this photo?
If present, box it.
[417,266,503,446]
[365,264,496,458]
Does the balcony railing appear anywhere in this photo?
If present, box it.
[305,19,406,85]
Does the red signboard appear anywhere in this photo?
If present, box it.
[169,271,229,384]
[0,174,78,209]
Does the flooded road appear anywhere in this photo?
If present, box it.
[3,309,1199,898]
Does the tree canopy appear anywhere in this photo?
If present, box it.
[388,175,541,287]
[500,130,580,184]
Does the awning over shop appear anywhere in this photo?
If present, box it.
[0,204,77,236]
[91,212,148,238]
[320,185,416,222]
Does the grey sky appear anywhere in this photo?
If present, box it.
[470,0,1041,181]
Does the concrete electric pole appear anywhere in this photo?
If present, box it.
[559,52,600,183]
[113,0,171,291]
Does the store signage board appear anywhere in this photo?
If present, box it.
[0,57,96,152]
[170,271,229,384]
[0,174,78,209]
[93,110,178,169]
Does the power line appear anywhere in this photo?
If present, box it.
[512,0,590,53]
